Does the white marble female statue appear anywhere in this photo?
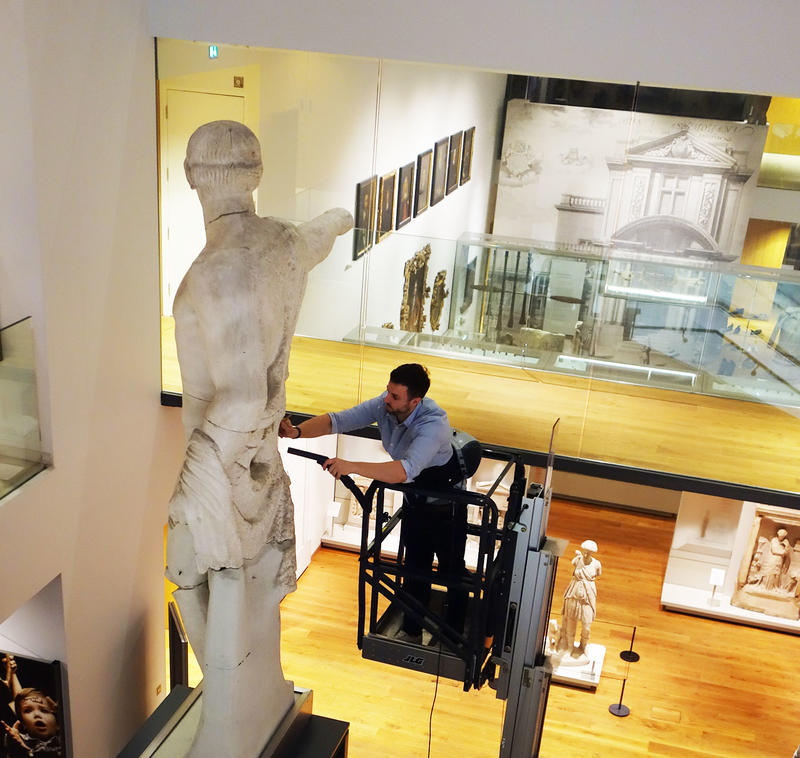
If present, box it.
[556,540,601,657]
[165,120,353,758]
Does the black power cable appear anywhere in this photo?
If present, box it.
[427,635,444,757]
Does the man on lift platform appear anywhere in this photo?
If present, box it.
[278,363,468,643]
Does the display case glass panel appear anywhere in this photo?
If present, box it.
[0,318,45,500]
[436,233,800,408]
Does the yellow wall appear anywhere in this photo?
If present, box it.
[765,97,800,155]
[740,218,791,268]
[730,219,789,327]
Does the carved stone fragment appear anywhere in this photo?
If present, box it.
[429,270,449,332]
[400,244,431,332]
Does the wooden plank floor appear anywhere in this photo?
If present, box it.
[162,320,800,494]
[170,498,800,756]
[274,499,800,758]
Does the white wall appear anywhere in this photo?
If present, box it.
[251,52,505,341]
[0,31,44,333]
[355,62,505,338]
[1,1,174,755]
[254,49,382,341]
[149,1,800,99]
[300,59,506,340]
[752,186,800,222]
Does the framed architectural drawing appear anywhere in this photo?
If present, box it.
[0,651,67,757]
[494,100,767,257]
[353,175,377,260]
[446,130,463,194]
[461,126,475,185]
[377,170,396,243]
[396,161,414,229]
[431,138,448,206]
[414,149,432,217]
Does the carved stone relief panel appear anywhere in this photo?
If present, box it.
[731,504,800,620]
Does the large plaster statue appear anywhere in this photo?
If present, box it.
[556,540,601,658]
[166,120,353,757]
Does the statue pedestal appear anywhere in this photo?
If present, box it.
[731,586,800,620]
[547,643,605,689]
[118,685,348,758]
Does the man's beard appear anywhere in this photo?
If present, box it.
[386,404,407,420]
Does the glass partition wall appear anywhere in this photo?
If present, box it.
[157,38,800,496]
[0,318,45,500]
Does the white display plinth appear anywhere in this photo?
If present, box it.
[322,522,396,554]
[547,643,605,689]
[661,583,800,634]
[138,685,313,758]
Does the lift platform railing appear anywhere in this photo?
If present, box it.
[287,446,531,691]
[288,422,560,756]
[289,447,538,690]
[358,478,502,690]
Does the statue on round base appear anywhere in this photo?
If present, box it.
[555,539,602,662]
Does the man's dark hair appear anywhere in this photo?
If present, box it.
[390,363,430,399]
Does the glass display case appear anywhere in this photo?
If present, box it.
[350,232,800,408]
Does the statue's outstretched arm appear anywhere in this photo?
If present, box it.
[298,208,354,269]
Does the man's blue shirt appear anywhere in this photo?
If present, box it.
[329,393,452,481]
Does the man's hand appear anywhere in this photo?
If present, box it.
[278,416,299,439]
[323,457,354,480]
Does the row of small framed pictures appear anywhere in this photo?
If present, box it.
[353,126,475,260]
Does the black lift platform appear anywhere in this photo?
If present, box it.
[289,419,564,757]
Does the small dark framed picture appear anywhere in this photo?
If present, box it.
[353,175,377,260]
[414,149,432,217]
[461,126,475,185]
[396,162,415,229]
[446,131,463,194]
[431,138,448,206]
[376,170,396,243]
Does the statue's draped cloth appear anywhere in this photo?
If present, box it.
[168,412,297,592]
